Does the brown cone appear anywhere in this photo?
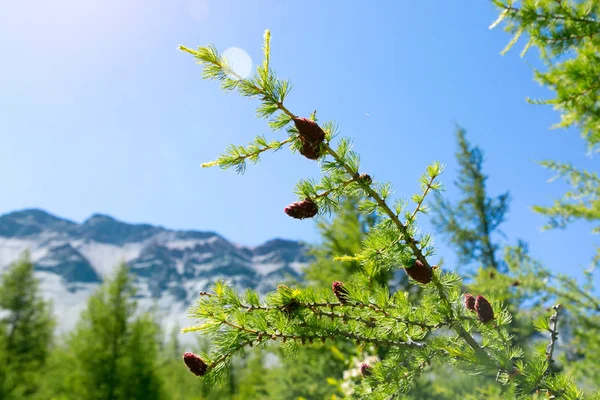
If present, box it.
[332,281,350,304]
[183,352,208,376]
[464,293,476,311]
[294,117,325,160]
[293,117,325,142]
[475,295,494,323]
[284,198,318,219]
[405,259,432,284]
[299,137,321,160]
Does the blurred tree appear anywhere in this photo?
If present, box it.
[62,263,165,400]
[0,253,55,399]
[431,126,510,272]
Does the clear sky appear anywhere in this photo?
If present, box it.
[0,0,597,282]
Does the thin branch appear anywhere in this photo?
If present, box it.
[313,176,360,200]
[498,3,600,26]
[409,173,437,221]
[219,318,426,349]
[545,304,561,373]
[201,138,294,169]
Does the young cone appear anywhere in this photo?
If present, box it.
[361,363,372,377]
[332,281,350,304]
[183,352,208,377]
[475,295,494,323]
[404,259,432,284]
[293,117,325,142]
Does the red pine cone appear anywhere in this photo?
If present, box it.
[183,352,208,376]
[332,281,350,304]
[293,117,325,142]
[360,363,372,377]
[284,198,318,219]
[405,259,432,284]
[475,295,494,323]
[464,293,476,311]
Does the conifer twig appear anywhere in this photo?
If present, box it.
[409,172,437,221]
[545,304,561,373]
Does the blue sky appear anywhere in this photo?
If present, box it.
[0,0,597,282]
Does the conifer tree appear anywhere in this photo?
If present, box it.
[431,126,510,272]
[65,263,164,400]
[0,253,55,399]
[491,6,600,392]
[176,31,597,398]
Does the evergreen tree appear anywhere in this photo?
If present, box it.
[431,126,510,271]
[491,0,600,266]
[0,253,55,399]
[64,263,164,400]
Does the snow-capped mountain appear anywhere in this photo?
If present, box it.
[0,209,311,336]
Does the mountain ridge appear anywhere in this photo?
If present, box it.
[0,208,311,336]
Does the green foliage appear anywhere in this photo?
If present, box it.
[5,6,600,397]
[491,0,600,272]
[304,199,387,288]
[532,160,600,234]
[431,126,510,271]
[491,0,600,152]
[159,329,235,400]
[201,135,291,174]
[502,245,600,394]
[0,253,55,399]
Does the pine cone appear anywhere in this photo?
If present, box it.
[293,117,325,142]
[332,281,350,304]
[294,117,325,160]
[464,293,476,311]
[183,352,208,376]
[475,295,494,323]
[360,363,372,377]
[359,174,372,185]
[404,259,432,284]
[299,137,322,160]
[284,198,318,219]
